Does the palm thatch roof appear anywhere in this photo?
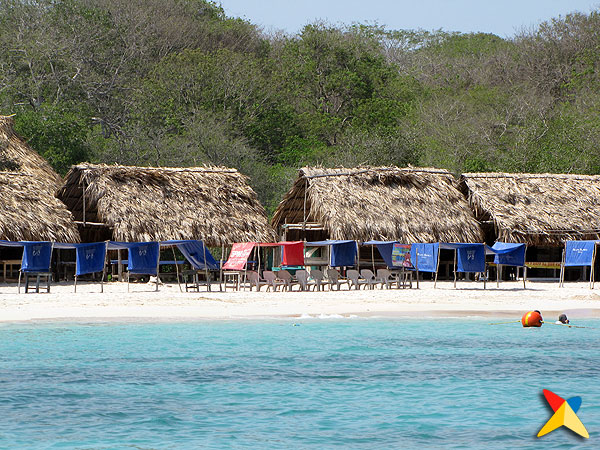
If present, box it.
[460,172,600,245]
[0,115,63,190]
[0,172,80,242]
[271,166,483,243]
[57,164,276,245]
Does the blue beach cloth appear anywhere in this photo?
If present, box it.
[306,240,357,267]
[75,242,107,276]
[163,240,219,270]
[456,244,486,273]
[565,240,599,267]
[410,243,439,272]
[21,242,53,272]
[128,242,160,274]
[491,242,526,267]
[363,241,397,268]
[330,241,357,267]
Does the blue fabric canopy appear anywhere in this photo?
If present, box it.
[410,243,439,272]
[564,240,599,267]
[75,242,107,276]
[21,242,53,273]
[306,240,357,267]
[162,240,219,270]
[108,241,160,275]
[364,241,398,268]
[491,242,526,267]
[439,243,486,273]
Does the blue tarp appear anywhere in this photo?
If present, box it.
[410,243,439,272]
[439,243,486,273]
[564,240,599,267]
[364,240,398,268]
[306,240,357,267]
[457,244,486,273]
[162,240,219,270]
[21,242,53,273]
[108,241,160,274]
[75,242,107,276]
[491,242,526,267]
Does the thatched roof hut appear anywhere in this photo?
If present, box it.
[0,172,80,242]
[460,172,600,246]
[0,115,63,190]
[57,164,276,245]
[271,166,483,243]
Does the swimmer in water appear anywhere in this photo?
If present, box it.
[555,313,569,325]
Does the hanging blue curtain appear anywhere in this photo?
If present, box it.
[564,241,598,267]
[21,242,53,273]
[75,242,107,276]
[491,242,526,267]
[410,243,439,272]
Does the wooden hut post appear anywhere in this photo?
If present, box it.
[118,249,123,282]
[453,249,457,288]
[371,245,375,273]
[559,247,566,288]
[591,244,597,290]
[155,248,160,292]
[415,251,419,289]
[203,243,210,292]
[523,245,528,289]
[434,246,441,289]
[171,246,182,293]
[497,264,501,288]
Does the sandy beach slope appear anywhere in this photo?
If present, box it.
[2,280,600,322]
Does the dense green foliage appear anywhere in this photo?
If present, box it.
[2,0,600,212]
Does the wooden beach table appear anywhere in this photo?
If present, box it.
[1,259,21,282]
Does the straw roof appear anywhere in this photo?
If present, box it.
[0,115,63,190]
[460,172,600,245]
[57,164,276,245]
[0,172,80,242]
[271,166,483,243]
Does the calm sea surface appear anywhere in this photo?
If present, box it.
[0,317,599,449]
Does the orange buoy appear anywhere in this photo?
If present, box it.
[522,310,543,327]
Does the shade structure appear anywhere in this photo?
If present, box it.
[272,166,483,243]
[306,240,357,267]
[57,164,276,245]
[460,172,600,246]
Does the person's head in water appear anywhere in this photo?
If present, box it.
[558,313,569,324]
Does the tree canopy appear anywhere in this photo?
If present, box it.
[1,0,600,212]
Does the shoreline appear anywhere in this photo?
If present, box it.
[2,280,600,323]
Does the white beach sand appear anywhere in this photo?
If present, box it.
[2,279,600,322]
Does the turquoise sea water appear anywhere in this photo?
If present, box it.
[0,318,599,449]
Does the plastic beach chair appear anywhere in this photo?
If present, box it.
[247,271,268,291]
[295,269,316,291]
[310,269,327,291]
[275,270,299,291]
[376,269,397,289]
[326,268,350,290]
[263,271,286,292]
[347,269,368,290]
[360,269,378,289]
